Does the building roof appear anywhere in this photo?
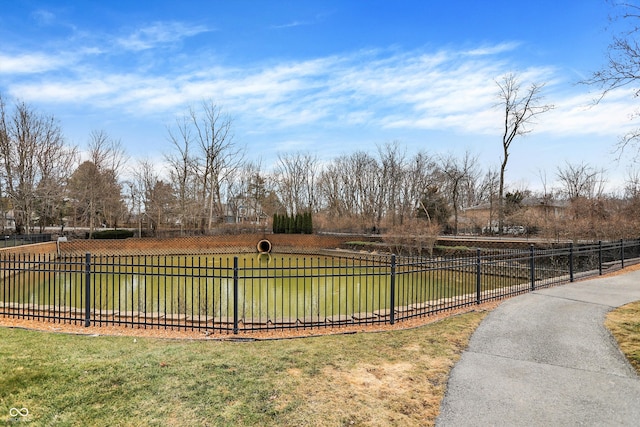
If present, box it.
[463,197,569,212]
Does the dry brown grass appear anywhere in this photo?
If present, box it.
[602,263,640,374]
[259,311,487,427]
[306,348,452,425]
[606,301,640,374]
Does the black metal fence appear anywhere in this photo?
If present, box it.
[0,233,52,248]
[1,239,638,334]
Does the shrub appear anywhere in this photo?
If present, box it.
[91,229,135,239]
[272,212,313,234]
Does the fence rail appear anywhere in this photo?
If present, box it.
[0,233,52,248]
[1,239,638,334]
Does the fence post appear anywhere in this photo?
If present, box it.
[530,245,535,291]
[569,242,574,283]
[476,248,481,304]
[84,252,91,327]
[621,239,625,269]
[390,254,396,325]
[598,241,603,276]
[233,256,239,334]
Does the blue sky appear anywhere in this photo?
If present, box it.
[0,0,637,192]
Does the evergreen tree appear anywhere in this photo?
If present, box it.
[287,213,294,234]
[304,211,313,234]
[296,213,303,233]
[273,211,313,234]
[417,186,451,227]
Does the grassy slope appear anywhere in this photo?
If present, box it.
[1,311,486,426]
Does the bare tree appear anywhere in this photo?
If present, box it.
[133,158,159,228]
[316,147,440,233]
[496,73,553,232]
[166,116,199,233]
[437,151,479,234]
[348,152,383,230]
[67,160,124,234]
[318,158,348,219]
[377,141,406,227]
[86,130,127,229]
[398,151,438,225]
[67,161,100,232]
[0,97,76,233]
[318,154,354,229]
[537,169,553,199]
[624,167,640,200]
[477,167,500,201]
[556,161,607,200]
[146,181,176,234]
[275,152,318,216]
[64,130,128,236]
[555,162,609,239]
[166,102,243,234]
[87,130,128,176]
[623,167,640,232]
[128,158,175,236]
[317,151,383,231]
[226,160,271,226]
[190,101,244,231]
[584,1,640,156]
[35,138,77,232]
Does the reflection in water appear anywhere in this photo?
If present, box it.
[257,253,272,266]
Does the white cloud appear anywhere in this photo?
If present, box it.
[3,40,639,146]
[270,20,311,29]
[539,88,639,136]
[0,52,66,74]
[11,74,134,103]
[116,21,211,51]
[464,42,521,56]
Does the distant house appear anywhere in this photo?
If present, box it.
[461,197,569,233]
[520,197,568,219]
[222,197,268,225]
[1,209,16,229]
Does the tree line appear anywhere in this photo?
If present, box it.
[3,29,640,242]
[1,93,640,241]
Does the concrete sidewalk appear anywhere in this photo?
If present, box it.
[436,270,640,426]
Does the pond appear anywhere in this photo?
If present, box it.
[1,252,521,322]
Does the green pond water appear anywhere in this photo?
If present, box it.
[1,253,521,320]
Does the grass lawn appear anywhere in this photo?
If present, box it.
[606,300,640,374]
[0,310,486,426]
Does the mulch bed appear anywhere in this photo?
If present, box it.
[0,302,501,341]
